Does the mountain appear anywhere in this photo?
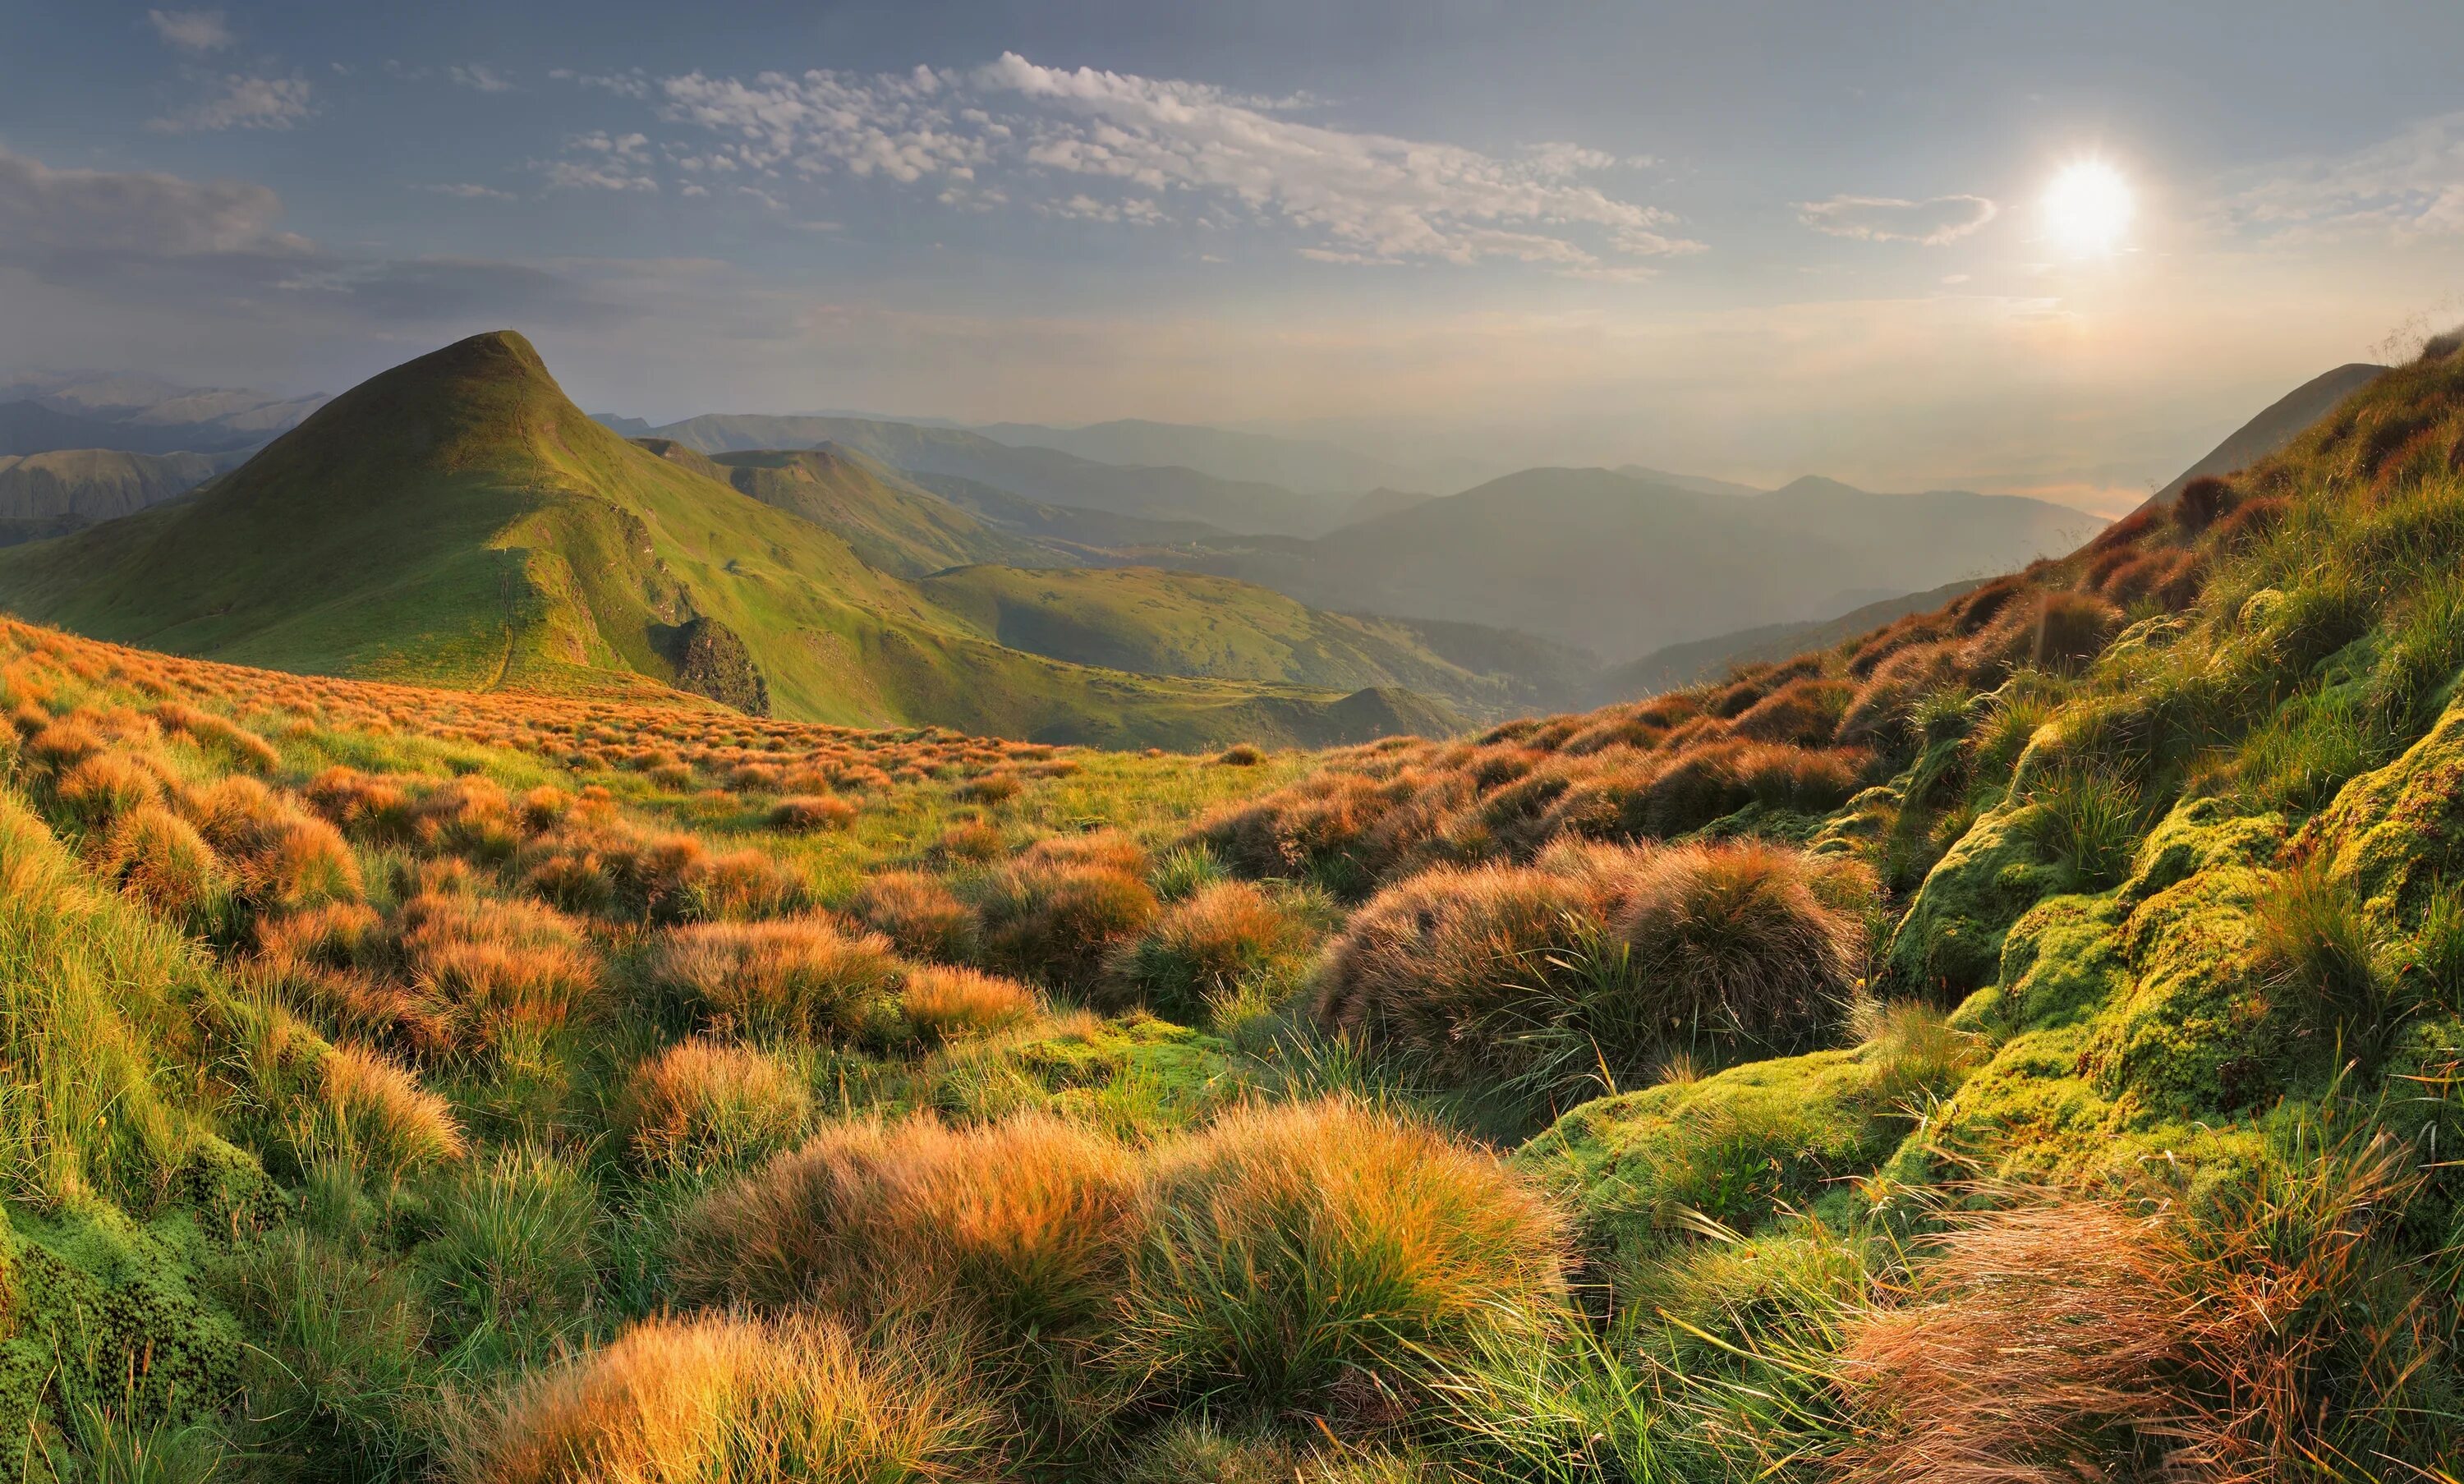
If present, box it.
[965,416,1426,494]
[0,331,1468,748]
[1177,467,2103,661]
[0,372,326,453]
[1615,463,1766,498]
[629,412,1348,537]
[0,448,242,545]
[2135,361,2388,511]
[635,440,1062,578]
[913,564,1593,718]
[1593,578,1987,700]
[905,470,1230,549]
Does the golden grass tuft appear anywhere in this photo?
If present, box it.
[898,965,1039,1041]
[317,1041,467,1179]
[765,794,857,833]
[614,1038,811,1170]
[649,917,903,1042]
[443,1313,983,1484]
[975,859,1159,989]
[846,871,977,964]
[1103,880,1306,1022]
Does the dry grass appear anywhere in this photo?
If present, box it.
[1130,1096,1568,1421]
[674,1112,1143,1348]
[765,794,857,833]
[316,1040,467,1179]
[847,871,978,964]
[1103,880,1308,1022]
[650,917,904,1043]
[614,1038,812,1170]
[899,966,1040,1042]
[1610,841,1871,1051]
[974,859,1160,990]
[443,1313,984,1484]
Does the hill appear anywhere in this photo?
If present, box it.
[1179,466,2102,659]
[632,411,1349,537]
[0,337,2459,1482]
[635,439,1062,577]
[965,416,1427,494]
[1594,577,1986,699]
[0,332,1462,749]
[2136,360,2388,511]
[0,447,238,544]
[915,563,1592,717]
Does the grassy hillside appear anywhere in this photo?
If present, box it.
[917,563,1582,718]
[2137,361,2387,511]
[638,441,1063,577]
[0,447,234,544]
[1597,578,1986,700]
[0,333,2461,1481]
[641,411,1350,537]
[0,333,1459,750]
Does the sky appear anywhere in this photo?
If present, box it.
[2,2,2460,512]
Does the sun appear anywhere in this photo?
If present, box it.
[2042,160,2134,255]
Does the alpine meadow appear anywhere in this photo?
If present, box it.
[2,4,2462,1482]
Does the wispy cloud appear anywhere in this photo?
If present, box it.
[539,131,659,192]
[146,8,231,53]
[1798,193,1997,246]
[448,63,515,94]
[2219,110,2464,242]
[149,71,314,132]
[423,182,518,201]
[549,67,651,99]
[616,52,1698,273]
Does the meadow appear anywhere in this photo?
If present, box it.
[2,338,2462,1482]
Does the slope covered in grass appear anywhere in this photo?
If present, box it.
[0,333,2459,1482]
[0,333,1468,751]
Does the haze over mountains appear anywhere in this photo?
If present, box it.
[0,333,2395,746]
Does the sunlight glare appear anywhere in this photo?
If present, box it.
[2043,160,2134,255]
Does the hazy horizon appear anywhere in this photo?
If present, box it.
[5,2,2462,513]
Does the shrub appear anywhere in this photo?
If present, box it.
[766,794,857,833]
[899,965,1040,1041]
[614,1039,812,1171]
[442,1315,981,1484]
[846,871,977,963]
[1129,1098,1567,1420]
[976,860,1160,989]
[648,917,903,1042]
[1104,881,1308,1023]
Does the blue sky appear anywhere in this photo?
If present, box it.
[2,1,2460,508]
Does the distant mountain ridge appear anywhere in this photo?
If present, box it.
[964,416,1429,494]
[2135,362,2388,511]
[0,371,326,455]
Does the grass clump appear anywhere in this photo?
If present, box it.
[898,964,1041,1042]
[845,870,977,964]
[1129,1097,1568,1424]
[614,1038,812,1171]
[648,917,903,1043]
[975,857,1160,990]
[1104,880,1311,1023]
[442,1314,985,1484]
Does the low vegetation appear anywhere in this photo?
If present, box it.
[0,335,2461,1481]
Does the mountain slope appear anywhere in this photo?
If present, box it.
[915,563,1589,718]
[2135,361,2388,511]
[0,448,237,544]
[0,332,1462,748]
[637,412,1346,536]
[1181,467,2099,660]
[636,440,1061,577]
[965,416,1425,494]
[1593,577,1986,700]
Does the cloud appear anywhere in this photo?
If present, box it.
[147,8,232,53]
[2219,111,2464,242]
[151,72,313,132]
[637,53,1696,273]
[0,144,613,329]
[550,67,652,99]
[540,131,658,191]
[448,64,515,94]
[1798,193,1997,245]
[423,182,518,201]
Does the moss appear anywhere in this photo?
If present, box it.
[1911,797,2294,1188]
[1883,799,2067,997]
[0,1200,243,1448]
[1516,1047,1914,1274]
[2310,692,2464,926]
